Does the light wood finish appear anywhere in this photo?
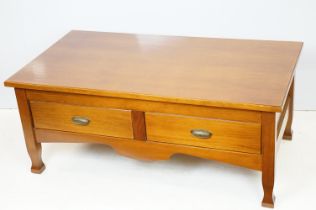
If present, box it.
[26,90,261,123]
[15,89,45,173]
[4,31,303,208]
[4,31,303,112]
[30,101,133,138]
[34,128,262,170]
[261,112,276,208]
[283,78,294,140]
[146,112,261,154]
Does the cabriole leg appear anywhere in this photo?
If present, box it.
[261,112,276,208]
[15,89,45,173]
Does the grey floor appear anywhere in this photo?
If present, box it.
[0,109,315,210]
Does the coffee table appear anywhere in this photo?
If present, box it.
[4,31,303,207]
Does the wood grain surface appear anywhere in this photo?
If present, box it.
[30,101,133,138]
[34,128,262,170]
[4,31,303,112]
[26,90,262,123]
[146,112,261,154]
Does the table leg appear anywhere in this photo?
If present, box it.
[261,112,276,208]
[15,88,45,174]
[283,78,294,140]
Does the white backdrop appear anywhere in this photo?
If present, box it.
[0,0,315,109]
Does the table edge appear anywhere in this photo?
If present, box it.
[4,80,282,112]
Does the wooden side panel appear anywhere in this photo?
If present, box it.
[283,78,294,140]
[30,101,133,139]
[34,128,262,171]
[276,77,294,143]
[277,94,290,138]
[146,112,261,154]
[26,90,261,123]
[131,111,146,140]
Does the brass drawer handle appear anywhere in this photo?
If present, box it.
[191,129,212,139]
[71,116,90,126]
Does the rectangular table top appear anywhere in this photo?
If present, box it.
[4,30,303,112]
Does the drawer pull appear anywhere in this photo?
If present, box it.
[191,129,212,139]
[71,116,90,126]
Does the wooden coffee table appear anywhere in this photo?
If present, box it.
[4,31,302,207]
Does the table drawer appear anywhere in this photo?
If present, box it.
[146,113,261,154]
[30,101,133,138]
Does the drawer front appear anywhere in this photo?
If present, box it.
[146,113,261,154]
[30,101,133,138]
